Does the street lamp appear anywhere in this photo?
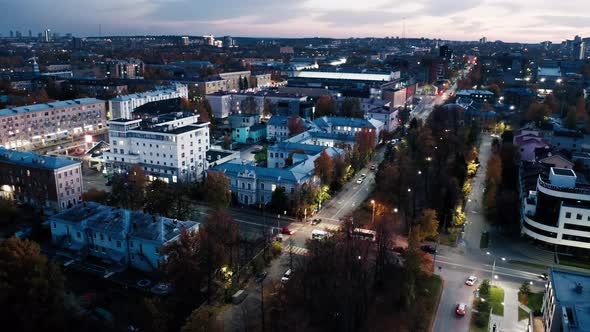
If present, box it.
[371,199,376,224]
[486,251,505,285]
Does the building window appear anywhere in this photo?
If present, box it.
[76,231,81,238]
[100,234,104,240]
[565,212,572,218]
[576,214,583,220]
[116,240,121,248]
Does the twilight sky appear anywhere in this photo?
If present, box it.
[1,0,589,42]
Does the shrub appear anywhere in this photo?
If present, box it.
[474,312,487,327]
[271,241,283,257]
[480,279,491,297]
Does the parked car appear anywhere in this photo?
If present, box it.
[356,178,363,184]
[456,303,467,316]
[420,245,437,254]
[360,173,367,179]
[538,273,548,281]
[281,269,292,284]
[370,164,377,171]
[465,275,478,286]
[255,272,268,284]
[281,227,294,235]
[311,218,322,225]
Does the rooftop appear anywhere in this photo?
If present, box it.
[456,89,495,96]
[110,88,182,102]
[0,98,103,117]
[552,167,576,177]
[549,268,590,330]
[0,147,80,170]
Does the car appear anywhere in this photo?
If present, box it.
[356,178,363,184]
[465,275,478,286]
[255,272,268,284]
[370,164,377,171]
[360,173,367,179]
[456,303,467,316]
[281,227,294,235]
[311,218,322,225]
[538,273,548,281]
[420,245,437,254]
[281,269,292,284]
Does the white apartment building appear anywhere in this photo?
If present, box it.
[266,115,290,142]
[49,202,199,272]
[207,92,233,119]
[109,84,188,120]
[521,167,590,250]
[367,107,399,133]
[0,98,106,149]
[103,112,210,183]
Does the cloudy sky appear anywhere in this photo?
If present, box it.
[1,0,589,42]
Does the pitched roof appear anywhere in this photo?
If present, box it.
[0,147,80,170]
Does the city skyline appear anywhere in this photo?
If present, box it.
[1,0,589,43]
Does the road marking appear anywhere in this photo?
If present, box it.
[285,245,309,256]
[436,258,540,280]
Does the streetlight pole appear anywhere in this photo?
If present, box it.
[371,199,376,224]
[486,251,505,285]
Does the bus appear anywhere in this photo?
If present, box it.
[311,229,328,241]
[351,228,377,242]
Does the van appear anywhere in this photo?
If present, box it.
[281,269,292,284]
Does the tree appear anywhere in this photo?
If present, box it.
[242,77,249,90]
[341,98,364,118]
[0,237,66,331]
[479,279,490,297]
[543,94,558,114]
[181,306,220,332]
[110,164,147,210]
[144,179,174,216]
[270,187,289,213]
[263,99,274,118]
[314,149,334,186]
[416,209,438,241]
[355,127,377,166]
[526,102,549,123]
[566,107,577,129]
[204,170,231,209]
[576,95,587,122]
[486,154,502,185]
[288,116,305,136]
[81,189,109,204]
[0,198,18,224]
[160,229,204,309]
[315,95,337,117]
[241,96,258,115]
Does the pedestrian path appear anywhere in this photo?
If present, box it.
[284,245,309,256]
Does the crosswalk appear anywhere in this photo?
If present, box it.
[319,223,340,232]
[284,245,309,256]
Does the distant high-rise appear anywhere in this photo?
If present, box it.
[573,35,585,60]
[72,37,83,49]
[203,34,215,46]
[15,31,22,38]
[223,36,235,48]
[28,30,32,38]
[37,32,42,39]
[479,37,488,44]
[439,45,453,60]
[44,29,51,42]
[9,30,14,38]
[181,36,189,46]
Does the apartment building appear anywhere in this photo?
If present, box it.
[541,268,590,332]
[0,147,83,212]
[521,167,590,250]
[0,98,106,149]
[49,202,199,272]
[313,116,384,145]
[103,112,210,183]
[266,115,290,142]
[108,84,188,120]
[105,58,145,79]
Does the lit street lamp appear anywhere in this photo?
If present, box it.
[486,251,506,285]
[371,199,376,224]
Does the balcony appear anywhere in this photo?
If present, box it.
[538,176,590,196]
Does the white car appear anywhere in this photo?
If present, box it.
[281,269,292,284]
[360,173,367,179]
[356,178,363,184]
[465,275,478,286]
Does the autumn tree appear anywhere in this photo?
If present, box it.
[576,95,587,122]
[315,95,337,117]
[526,102,549,123]
[543,94,558,114]
[416,208,439,242]
[486,154,502,186]
[181,306,221,332]
[0,237,66,331]
[203,170,231,209]
[314,149,334,186]
[355,127,377,167]
[270,187,290,213]
[566,106,577,129]
[110,164,147,210]
[287,116,305,136]
[263,99,274,118]
[144,179,174,216]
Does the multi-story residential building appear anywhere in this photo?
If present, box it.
[367,107,399,133]
[49,202,199,272]
[551,131,589,153]
[212,147,341,206]
[103,112,210,183]
[0,98,106,149]
[266,116,291,142]
[105,58,145,79]
[268,142,333,169]
[219,71,252,91]
[108,84,188,120]
[196,76,229,95]
[232,124,266,144]
[455,89,496,103]
[252,73,272,88]
[206,91,312,120]
[541,268,590,332]
[0,147,83,212]
[207,91,233,119]
[313,116,383,146]
[521,167,590,250]
[228,114,260,129]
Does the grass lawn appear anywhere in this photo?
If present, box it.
[490,286,505,316]
[419,274,443,330]
[480,232,489,249]
[518,307,529,321]
[558,255,590,270]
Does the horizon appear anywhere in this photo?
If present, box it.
[1,0,589,44]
